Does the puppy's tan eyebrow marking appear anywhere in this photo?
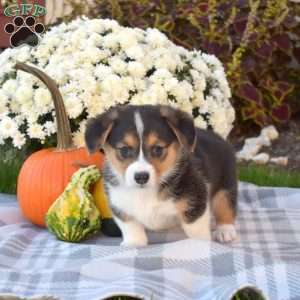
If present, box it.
[146,132,167,147]
[123,133,138,148]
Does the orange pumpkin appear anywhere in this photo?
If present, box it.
[16,62,104,227]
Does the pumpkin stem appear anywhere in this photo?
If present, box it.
[15,62,74,151]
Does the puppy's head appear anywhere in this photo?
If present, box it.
[85,105,196,188]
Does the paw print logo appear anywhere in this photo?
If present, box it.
[4,16,45,48]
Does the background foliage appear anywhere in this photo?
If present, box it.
[62,0,300,133]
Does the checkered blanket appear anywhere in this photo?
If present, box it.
[1,182,300,300]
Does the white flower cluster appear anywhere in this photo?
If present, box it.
[0,18,234,149]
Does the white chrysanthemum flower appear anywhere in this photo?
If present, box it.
[180,101,193,113]
[119,29,138,49]
[133,78,147,91]
[130,92,154,105]
[34,45,51,59]
[195,115,208,129]
[102,18,119,31]
[103,33,120,50]
[84,47,106,64]
[146,28,168,48]
[43,121,56,135]
[170,80,193,103]
[0,91,9,116]
[226,107,235,124]
[34,88,52,107]
[65,95,84,119]
[209,109,229,137]
[46,66,68,85]
[80,76,98,93]
[109,57,127,75]
[2,79,17,96]
[122,77,135,91]
[15,85,33,104]
[16,45,31,62]
[190,70,206,92]
[190,56,210,76]
[26,111,39,123]
[150,69,173,85]
[94,64,113,80]
[43,36,61,49]
[87,19,105,33]
[202,53,222,68]
[0,116,18,138]
[27,123,45,139]
[0,47,16,67]
[9,100,21,114]
[125,45,144,60]
[198,98,209,114]
[154,55,178,71]
[0,102,8,116]
[148,84,168,103]
[164,77,179,92]
[127,62,146,78]
[213,69,232,98]
[13,132,26,149]
[86,33,103,47]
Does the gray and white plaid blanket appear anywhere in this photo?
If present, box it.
[0,182,300,300]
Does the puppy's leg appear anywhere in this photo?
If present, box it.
[177,201,211,240]
[114,217,148,247]
[212,189,237,243]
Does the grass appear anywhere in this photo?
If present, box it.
[0,148,24,194]
[238,163,300,188]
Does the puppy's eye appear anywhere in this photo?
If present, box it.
[118,146,135,159]
[151,145,165,158]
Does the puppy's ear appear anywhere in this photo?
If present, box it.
[160,105,196,152]
[85,108,118,153]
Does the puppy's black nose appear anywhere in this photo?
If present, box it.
[134,172,149,185]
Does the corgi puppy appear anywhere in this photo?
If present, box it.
[85,105,237,247]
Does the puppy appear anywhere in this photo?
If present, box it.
[85,105,237,247]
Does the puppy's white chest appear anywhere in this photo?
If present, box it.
[109,186,179,231]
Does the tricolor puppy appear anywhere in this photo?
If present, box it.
[85,105,237,247]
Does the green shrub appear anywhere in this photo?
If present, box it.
[64,0,300,130]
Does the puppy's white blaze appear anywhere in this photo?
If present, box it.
[114,217,148,247]
[125,111,157,187]
[182,204,211,240]
[134,111,144,140]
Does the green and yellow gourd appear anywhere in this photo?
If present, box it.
[46,166,101,242]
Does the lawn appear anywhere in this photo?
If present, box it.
[0,148,24,194]
[238,163,300,188]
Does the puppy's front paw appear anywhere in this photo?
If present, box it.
[213,224,237,243]
[121,236,148,247]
